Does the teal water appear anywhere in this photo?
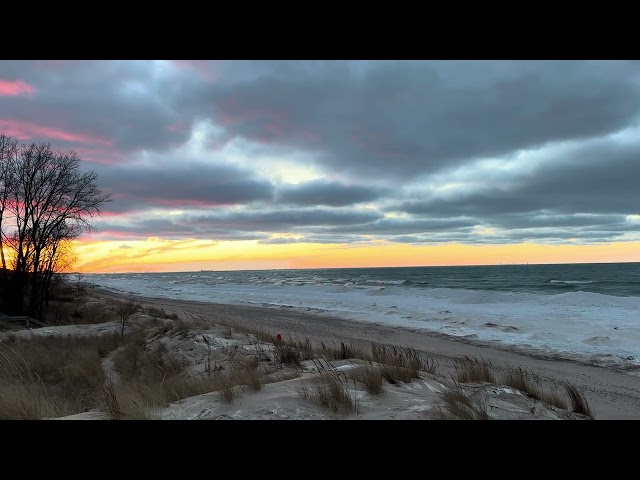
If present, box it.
[93,262,640,297]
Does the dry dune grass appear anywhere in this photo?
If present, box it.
[443,356,595,419]
[566,383,595,419]
[454,356,497,384]
[299,359,360,416]
[0,291,596,420]
[372,342,437,383]
[500,365,568,410]
[350,364,385,395]
[320,340,369,361]
[431,382,490,420]
[0,333,125,419]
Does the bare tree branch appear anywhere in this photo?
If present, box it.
[0,133,111,319]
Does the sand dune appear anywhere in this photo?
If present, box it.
[4,287,638,419]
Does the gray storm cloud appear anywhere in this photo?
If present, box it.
[275,180,383,206]
[2,60,640,245]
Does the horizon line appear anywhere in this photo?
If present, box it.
[74,259,640,275]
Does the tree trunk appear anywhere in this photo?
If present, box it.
[29,257,41,318]
[0,236,7,282]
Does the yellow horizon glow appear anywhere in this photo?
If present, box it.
[70,238,640,273]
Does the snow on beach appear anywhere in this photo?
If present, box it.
[85,274,640,373]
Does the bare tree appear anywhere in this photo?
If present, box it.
[0,133,110,318]
[0,134,18,283]
[73,272,85,297]
[35,222,80,316]
[115,299,143,337]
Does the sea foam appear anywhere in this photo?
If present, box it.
[85,270,640,372]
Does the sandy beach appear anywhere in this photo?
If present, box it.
[84,287,640,420]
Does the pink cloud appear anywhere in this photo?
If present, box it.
[95,210,127,218]
[217,104,287,128]
[0,119,112,146]
[216,104,291,145]
[0,80,36,97]
[152,198,231,208]
[215,100,322,149]
[167,120,189,133]
[172,60,218,82]
[298,130,321,145]
[77,230,149,241]
[207,134,234,151]
[349,127,410,160]
[71,146,126,165]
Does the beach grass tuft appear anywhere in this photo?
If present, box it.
[455,356,496,384]
[371,342,435,383]
[320,340,368,361]
[102,376,162,420]
[431,382,490,420]
[350,364,384,395]
[500,366,568,410]
[299,359,359,415]
[272,336,303,366]
[230,356,265,392]
[0,381,70,420]
[565,383,595,419]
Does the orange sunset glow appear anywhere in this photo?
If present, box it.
[72,239,640,273]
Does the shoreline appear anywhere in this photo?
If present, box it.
[92,286,640,419]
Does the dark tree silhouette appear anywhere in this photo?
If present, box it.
[0,133,110,319]
[115,299,143,337]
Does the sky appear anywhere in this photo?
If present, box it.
[1,60,640,273]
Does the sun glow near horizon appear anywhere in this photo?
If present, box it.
[71,238,640,273]
[3,61,640,276]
